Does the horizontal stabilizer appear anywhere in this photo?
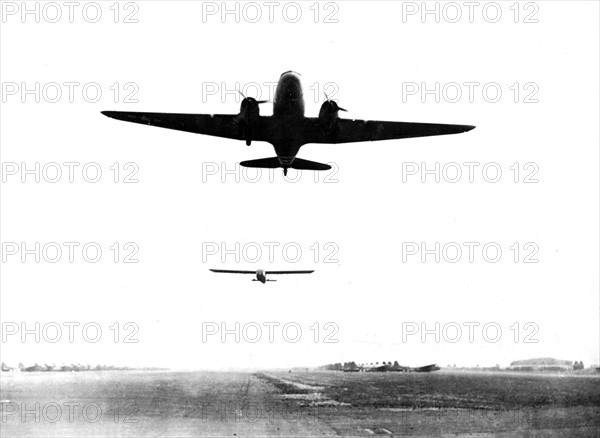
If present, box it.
[240,157,331,171]
[290,158,331,171]
[240,157,281,169]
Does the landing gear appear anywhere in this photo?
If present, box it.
[283,167,289,176]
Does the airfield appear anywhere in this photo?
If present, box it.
[1,369,599,437]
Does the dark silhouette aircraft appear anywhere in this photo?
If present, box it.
[209,268,313,284]
[411,364,441,373]
[1,362,15,372]
[363,363,440,372]
[102,71,475,175]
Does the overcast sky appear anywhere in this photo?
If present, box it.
[1,1,598,370]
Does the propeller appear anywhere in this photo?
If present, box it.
[239,90,268,105]
[324,91,347,112]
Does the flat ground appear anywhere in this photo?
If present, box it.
[1,369,598,437]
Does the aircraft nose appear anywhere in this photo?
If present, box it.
[280,70,301,78]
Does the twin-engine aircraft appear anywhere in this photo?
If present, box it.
[361,363,441,373]
[102,71,475,175]
[209,268,314,284]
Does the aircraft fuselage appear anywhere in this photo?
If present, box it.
[256,269,267,283]
[273,71,305,119]
[270,71,307,167]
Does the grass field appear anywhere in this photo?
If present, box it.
[1,369,599,437]
[260,369,600,409]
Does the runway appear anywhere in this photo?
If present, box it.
[1,370,598,437]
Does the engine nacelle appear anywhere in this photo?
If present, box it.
[239,97,262,120]
[238,97,263,145]
[319,100,346,127]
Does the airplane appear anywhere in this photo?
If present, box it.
[101,71,475,175]
[410,364,441,373]
[363,363,440,373]
[1,362,15,372]
[209,268,314,284]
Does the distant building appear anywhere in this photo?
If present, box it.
[509,357,573,371]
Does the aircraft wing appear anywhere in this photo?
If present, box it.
[101,111,473,146]
[265,270,314,275]
[101,111,274,142]
[301,118,475,144]
[209,269,256,274]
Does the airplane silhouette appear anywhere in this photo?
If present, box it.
[209,268,313,284]
[410,364,441,373]
[361,363,440,373]
[102,71,475,175]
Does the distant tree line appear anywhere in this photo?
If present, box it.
[320,361,359,371]
[1,362,132,372]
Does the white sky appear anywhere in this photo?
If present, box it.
[1,1,598,370]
